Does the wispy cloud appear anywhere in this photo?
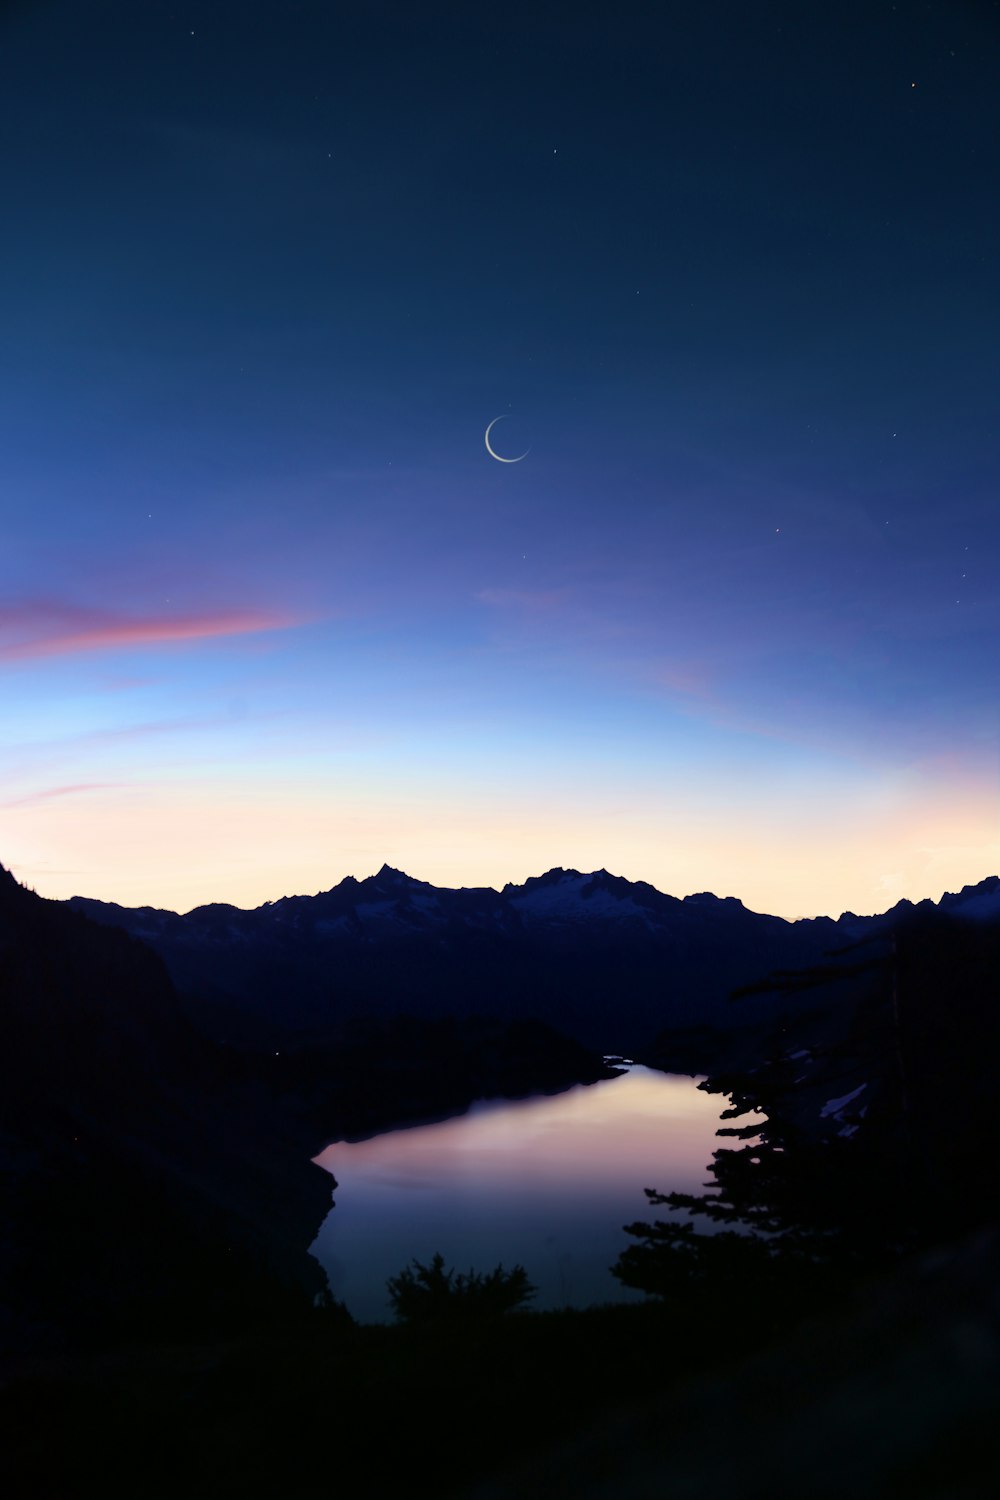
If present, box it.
[650,660,716,700]
[476,587,573,613]
[0,781,122,810]
[0,710,294,783]
[0,600,303,662]
[96,674,160,692]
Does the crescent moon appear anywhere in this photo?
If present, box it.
[485,415,529,464]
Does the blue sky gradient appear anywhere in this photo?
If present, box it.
[1,1,997,915]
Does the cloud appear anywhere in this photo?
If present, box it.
[475,587,572,613]
[0,600,302,662]
[96,674,160,692]
[0,781,122,810]
[0,710,295,784]
[650,660,716,700]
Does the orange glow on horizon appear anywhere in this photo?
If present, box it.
[3,766,997,920]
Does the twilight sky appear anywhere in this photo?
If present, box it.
[2,0,998,918]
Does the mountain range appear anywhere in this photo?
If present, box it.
[6,854,998,1489]
[67,865,1000,1054]
[5,855,1000,1352]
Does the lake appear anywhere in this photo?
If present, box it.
[311,1065,730,1323]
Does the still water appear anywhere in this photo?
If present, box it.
[311,1066,728,1324]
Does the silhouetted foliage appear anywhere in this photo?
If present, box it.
[387,1252,536,1325]
[615,910,1000,1300]
[313,1288,356,1329]
[614,1216,783,1300]
[613,1062,913,1299]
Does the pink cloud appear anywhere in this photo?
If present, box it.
[97,674,160,692]
[0,600,302,662]
[1,782,122,810]
[651,660,716,700]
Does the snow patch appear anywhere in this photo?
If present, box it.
[353,900,398,920]
[313,916,355,937]
[950,885,1000,923]
[511,874,652,926]
[820,1083,867,1120]
[407,892,442,915]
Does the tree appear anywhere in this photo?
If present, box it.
[612,934,938,1301]
[386,1253,536,1325]
[313,1287,356,1329]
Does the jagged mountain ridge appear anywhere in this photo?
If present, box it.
[66,866,1000,1053]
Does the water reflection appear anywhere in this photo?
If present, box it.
[311,1066,726,1324]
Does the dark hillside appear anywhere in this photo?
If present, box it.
[0,864,331,1351]
[1,864,617,1352]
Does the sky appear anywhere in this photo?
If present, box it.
[1,0,998,919]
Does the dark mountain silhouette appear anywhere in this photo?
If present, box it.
[4,863,999,1496]
[67,866,1000,1054]
[0,863,615,1351]
[0,863,332,1351]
